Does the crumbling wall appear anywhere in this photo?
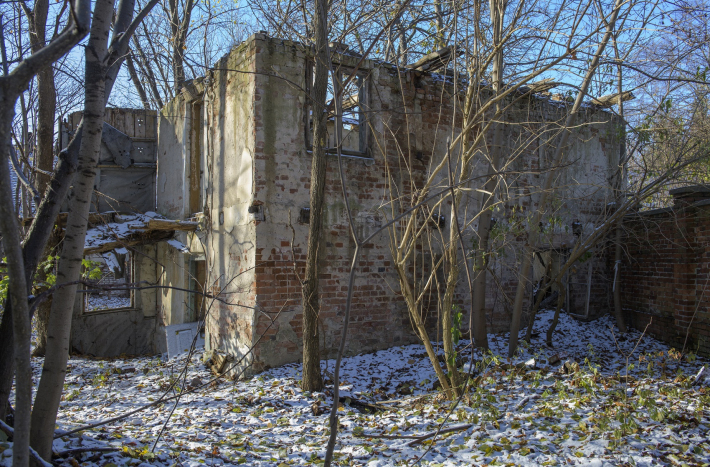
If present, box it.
[156,93,206,330]
[201,39,259,375]
[157,98,190,219]
[188,34,621,372]
[71,245,163,356]
[69,108,163,357]
[241,35,621,369]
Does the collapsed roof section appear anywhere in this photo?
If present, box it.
[83,212,199,255]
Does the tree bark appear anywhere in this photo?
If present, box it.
[29,0,113,458]
[29,0,61,350]
[546,279,567,346]
[0,1,90,452]
[26,0,57,197]
[168,0,195,91]
[469,0,507,352]
[31,232,60,357]
[301,0,329,393]
[611,34,627,334]
[612,221,627,332]
[126,52,150,109]
[0,98,33,467]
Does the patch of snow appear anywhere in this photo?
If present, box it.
[86,295,131,311]
[3,310,708,467]
[166,239,190,253]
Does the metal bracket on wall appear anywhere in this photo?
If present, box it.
[249,204,265,222]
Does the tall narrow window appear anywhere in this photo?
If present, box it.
[305,64,370,157]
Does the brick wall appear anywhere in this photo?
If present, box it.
[189,34,623,372]
[244,36,621,370]
[620,186,710,356]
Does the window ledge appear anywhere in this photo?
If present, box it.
[82,307,137,316]
[306,149,375,165]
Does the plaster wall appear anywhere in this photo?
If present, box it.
[158,98,190,219]
[200,40,259,375]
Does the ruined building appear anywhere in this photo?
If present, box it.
[155,34,622,371]
[72,34,624,368]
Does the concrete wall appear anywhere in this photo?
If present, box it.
[235,35,619,371]
[200,40,259,374]
[162,34,622,372]
[157,98,190,219]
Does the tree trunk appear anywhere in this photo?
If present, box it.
[0,305,13,423]
[612,223,627,332]
[469,0,506,351]
[0,0,90,430]
[440,256,462,396]
[0,94,33,467]
[29,0,113,457]
[0,0,155,423]
[396,266,453,396]
[0,129,83,423]
[611,34,627,334]
[27,0,57,197]
[301,0,329,393]
[168,0,194,92]
[32,232,60,357]
[31,16,58,347]
[434,0,445,49]
[508,0,625,358]
[126,52,150,109]
[546,279,567,346]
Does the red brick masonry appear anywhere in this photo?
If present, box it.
[620,186,710,356]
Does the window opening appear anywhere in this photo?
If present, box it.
[187,257,206,322]
[306,64,369,157]
[84,249,133,311]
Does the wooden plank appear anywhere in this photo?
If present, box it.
[592,91,635,107]
[147,218,199,231]
[105,108,118,130]
[145,112,156,139]
[189,102,202,214]
[135,110,146,139]
[84,229,174,255]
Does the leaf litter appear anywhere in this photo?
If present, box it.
[2,309,710,466]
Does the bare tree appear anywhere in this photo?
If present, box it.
[507,0,628,358]
[28,0,115,456]
[0,1,90,463]
[22,0,66,358]
[26,0,159,458]
[299,0,330,393]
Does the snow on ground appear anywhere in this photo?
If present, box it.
[86,294,132,311]
[2,310,710,466]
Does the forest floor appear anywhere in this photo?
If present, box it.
[2,310,710,467]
